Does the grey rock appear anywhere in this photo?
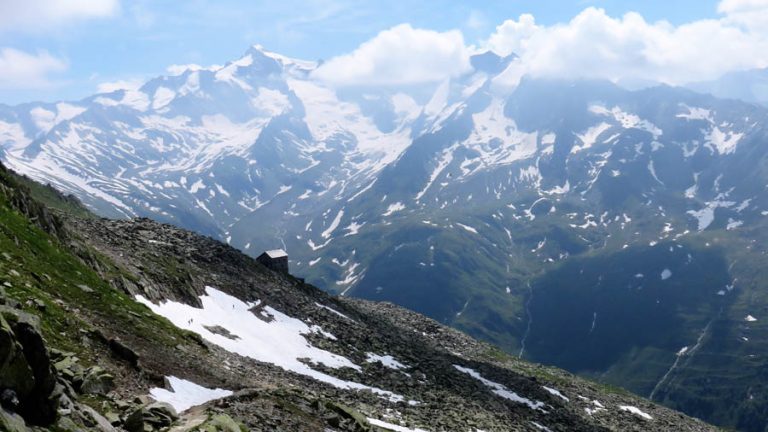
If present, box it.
[0,408,31,432]
[77,284,94,293]
[79,405,118,432]
[80,366,115,395]
[54,415,82,432]
[108,338,139,367]
[195,413,245,432]
[104,410,121,426]
[124,402,179,432]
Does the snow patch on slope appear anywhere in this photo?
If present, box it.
[367,418,430,432]
[687,200,735,231]
[383,202,405,216]
[572,123,610,153]
[366,353,407,370]
[150,376,232,413]
[676,105,712,122]
[461,98,538,174]
[321,209,344,239]
[619,405,653,420]
[415,144,455,202]
[287,79,411,172]
[153,87,176,110]
[707,127,743,155]
[590,105,662,139]
[137,287,404,401]
[453,365,544,410]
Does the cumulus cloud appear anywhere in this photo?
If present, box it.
[0,48,67,89]
[310,1,768,89]
[487,3,768,87]
[719,0,768,29]
[0,0,119,32]
[312,24,472,86]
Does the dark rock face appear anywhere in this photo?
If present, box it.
[0,307,58,425]
[0,315,34,409]
[108,338,140,368]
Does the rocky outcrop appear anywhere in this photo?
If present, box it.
[108,338,140,368]
[0,306,58,425]
[124,401,179,432]
[0,163,68,240]
[0,303,122,432]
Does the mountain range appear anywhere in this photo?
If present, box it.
[2,45,768,430]
[0,160,718,431]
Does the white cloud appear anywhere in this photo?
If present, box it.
[167,64,205,76]
[487,4,768,87]
[96,79,144,94]
[465,10,488,31]
[166,64,221,76]
[312,24,472,86]
[719,0,768,30]
[719,0,768,14]
[487,13,539,57]
[0,0,120,32]
[30,107,56,130]
[0,48,67,89]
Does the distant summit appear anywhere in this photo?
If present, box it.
[470,50,517,75]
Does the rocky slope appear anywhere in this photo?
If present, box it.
[0,162,717,431]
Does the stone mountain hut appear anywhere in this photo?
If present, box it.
[257,249,289,274]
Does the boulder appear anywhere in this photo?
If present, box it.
[108,338,139,367]
[79,405,118,432]
[0,408,31,432]
[54,415,81,432]
[80,366,115,395]
[104,410,121,426]
[315,401,371,431]
[51,350,85,386]
[124,402,179,432]
[197,413,245,432]
[77,285,94,293]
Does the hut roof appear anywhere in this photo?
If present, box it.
[263,249,287,259]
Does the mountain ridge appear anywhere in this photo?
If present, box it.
[0,161,719,431]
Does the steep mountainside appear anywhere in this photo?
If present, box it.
[0,162,718,431]
[3,46,768,429]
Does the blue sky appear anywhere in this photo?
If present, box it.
[0,0,745,104]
